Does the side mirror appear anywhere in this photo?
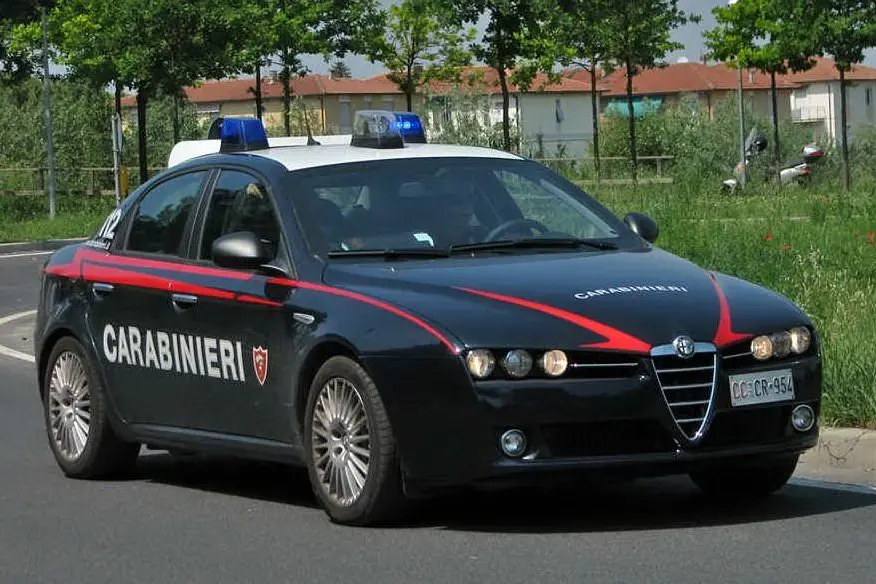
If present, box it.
[623,212,659,244]
[211,231,273,270]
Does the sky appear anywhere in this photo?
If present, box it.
[292,0,876,78]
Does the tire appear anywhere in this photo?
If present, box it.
[689,455,799,500]
[42,337,140,478]
[303,356,407,525]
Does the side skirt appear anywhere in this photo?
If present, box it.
[129,424,306,466]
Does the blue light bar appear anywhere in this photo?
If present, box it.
[393,112,426,143]
[350,110,426,148]
[219,117,269,153]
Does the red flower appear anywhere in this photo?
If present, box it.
[867,232,875,245]
[781,243,792,250]
[764,232,774,241]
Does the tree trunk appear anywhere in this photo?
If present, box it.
[136,88,148,185]
[172,93,180,144]
[406,90,413,112]
[590,65,601,181]
[255,60,263,121]
[625,61,638,184]
[839,68,851,191]
[497,66,511,152]
[770,71,781,185]
[282,50,291,136]
[405,63,414,112]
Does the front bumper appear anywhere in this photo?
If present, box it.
[362,349,821,493]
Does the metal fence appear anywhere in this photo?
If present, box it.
[0,166,166,196]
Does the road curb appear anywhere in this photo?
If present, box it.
[0,238,86,254]
[799,427,876,486]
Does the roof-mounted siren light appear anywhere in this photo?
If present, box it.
[350,110,426,148]
[217,117,270,153]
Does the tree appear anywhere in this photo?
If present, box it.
[705,0,817,185]
[809,1,876,190]
[0,0,54,83]
[449,0,558,152]
[44,0,246,183]
[554,0,615,179]
[607,0,697,182]
[249,0,385,137]
[375,0,474,112]
[330,59,352,79]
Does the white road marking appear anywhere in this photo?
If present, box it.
[790,477,876,495]
[0,309,37,364]
[0,251,54,259]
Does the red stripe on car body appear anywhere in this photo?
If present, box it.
[45,246,458,354]
[707,272,751,348]
[456,286,652,355]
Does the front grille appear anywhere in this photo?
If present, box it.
[541,420,676,457]
[651,344,717,441]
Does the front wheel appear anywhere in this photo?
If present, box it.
[689,455,799,500]
[43,337,140,478]
[303,356,407,525]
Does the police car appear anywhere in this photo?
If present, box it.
[35,111,822,525]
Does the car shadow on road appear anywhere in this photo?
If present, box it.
[128,453,876,532]
[134,451,321,510]
[409,477,876,533]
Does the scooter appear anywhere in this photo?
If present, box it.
[722,129,824,192]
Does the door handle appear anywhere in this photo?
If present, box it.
[171,293,198,307]
[92,282,114,296]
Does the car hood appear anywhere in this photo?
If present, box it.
[322,248,810,354]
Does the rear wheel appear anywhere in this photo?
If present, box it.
[690,455,799,499]
[303,356,406,525]
[43,337,140,478]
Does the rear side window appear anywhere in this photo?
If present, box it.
[199,170,282,262]
[126,171,208,256]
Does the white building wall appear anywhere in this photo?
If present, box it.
[792,80,876,145]
[517,93,596,157]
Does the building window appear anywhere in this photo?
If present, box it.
[555,99,564,123]
[867,88,872,107]
[382,95,394,110]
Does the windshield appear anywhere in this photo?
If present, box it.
[286,157,641,258]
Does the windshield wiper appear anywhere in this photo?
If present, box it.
[327,248,451,260]
[449,237,618,254]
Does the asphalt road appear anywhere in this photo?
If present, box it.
[1,251,875,584]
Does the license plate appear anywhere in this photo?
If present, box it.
[729,369,795,407]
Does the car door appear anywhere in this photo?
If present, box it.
[173,168,296,440]
[86,169,213,427]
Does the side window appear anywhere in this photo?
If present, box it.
[126,171,207,256]
[199,170,282,262]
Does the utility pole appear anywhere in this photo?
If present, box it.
[737,65,747,188]
[41,3,57,219]
[729,0,747,190]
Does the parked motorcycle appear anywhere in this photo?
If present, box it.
[722,129,824,192]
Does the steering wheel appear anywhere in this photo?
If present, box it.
[485,218,551,242]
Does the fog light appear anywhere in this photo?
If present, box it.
[751,335,773,360]
[500,429,527,457]
[502,349,533,378]
[466,349,495,379]
[791,404,815,432]
[540,350,568,377]
[790,327,811,354]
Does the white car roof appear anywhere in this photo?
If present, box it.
[168,137,524,171]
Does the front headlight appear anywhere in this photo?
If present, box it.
[466,349,495,379]
[770,331,792,358]
[751,327,811,360]
[502,349,533,378]
[540,350,568,377]
[751,335,773,360]
[790,326,811,354]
